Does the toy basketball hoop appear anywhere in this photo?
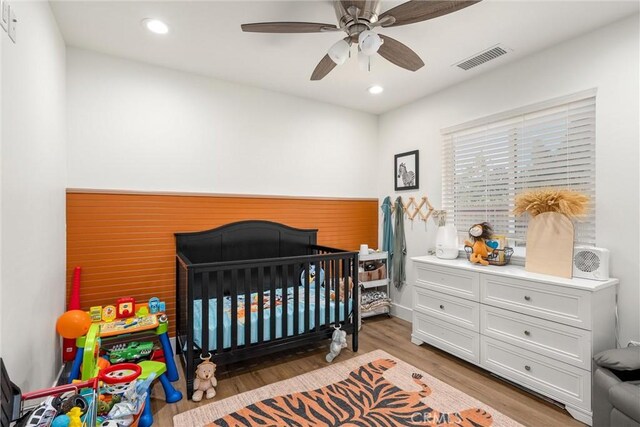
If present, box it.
[99,363,141,395]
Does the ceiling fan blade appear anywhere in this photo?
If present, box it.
[241,22,339,33]
[379,0,481,27]
[310,54,338,81]
[378,34,425,71]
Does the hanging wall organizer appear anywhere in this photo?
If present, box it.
[388,196,436,222]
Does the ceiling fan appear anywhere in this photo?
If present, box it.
[241,1,481,80]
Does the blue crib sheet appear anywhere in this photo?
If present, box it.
[193,285,352,351]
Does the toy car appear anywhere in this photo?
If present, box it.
[14,396,59,427]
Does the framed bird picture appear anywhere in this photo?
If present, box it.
[394,150,419,191]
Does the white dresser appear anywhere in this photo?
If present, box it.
[411,256,618,426]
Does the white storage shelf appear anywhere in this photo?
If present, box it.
[359,251,390,319]
[410,255,618,426]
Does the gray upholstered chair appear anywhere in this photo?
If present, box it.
[593,347,640,427]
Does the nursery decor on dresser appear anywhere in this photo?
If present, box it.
[514,188,589,278]
[394,150,419,191]
[173,350,522,427]
[434,211,459,260]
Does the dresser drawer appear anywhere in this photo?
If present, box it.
[481,305,591,369]
[480,275,591,329]
[414,287,479,331]
[412,312,480,365]
[415,263,480,301]
[481,337,590,410]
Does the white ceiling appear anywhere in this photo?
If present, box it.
[50,1,639,114]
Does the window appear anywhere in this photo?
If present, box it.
[442,90,596,245]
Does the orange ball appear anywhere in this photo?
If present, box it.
[56,310,92,339]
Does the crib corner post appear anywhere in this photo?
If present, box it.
[352,254,359,353]
[185,353,194,400]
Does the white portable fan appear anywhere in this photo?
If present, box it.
[573,246,610,281]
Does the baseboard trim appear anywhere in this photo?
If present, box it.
[390,303,412,322]
[53,364,65,387]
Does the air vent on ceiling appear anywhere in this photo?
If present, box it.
[454,45,510,71]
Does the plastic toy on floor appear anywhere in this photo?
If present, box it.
[66,407,83,427]
[192,355,217,402]
[464,222,496,266]
[326,325,347,363]
[136,360,183,427]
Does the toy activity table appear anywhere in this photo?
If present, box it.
[69,314,178,383]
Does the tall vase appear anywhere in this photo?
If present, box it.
[436,222,459,259]
[525,212,574,278]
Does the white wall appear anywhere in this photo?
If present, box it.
[0,3,3,359]
[66,48,379,198]
[1,1,67,390]
[378,15,640,345]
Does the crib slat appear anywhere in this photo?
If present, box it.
[257,267,264,344]
[231,269,238,350]
[293,263,299,336]
[325,260,330,327]
[201,272,210,356]
[304,261,310,333]
[344,257,350,326]
[245,268,252,348]
[270,265,277,341]
[216,271,224,354]
[334,259,340,326]
[283,263,289,338]
[314,261,320,332]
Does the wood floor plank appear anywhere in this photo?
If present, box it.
[152,316,584,426]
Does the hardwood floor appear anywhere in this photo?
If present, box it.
[152,316,584,426]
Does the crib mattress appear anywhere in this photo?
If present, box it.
[193,285,352,351]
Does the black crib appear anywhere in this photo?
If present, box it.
[175,220,359,398]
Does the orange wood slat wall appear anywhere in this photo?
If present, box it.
[66,191,379,336]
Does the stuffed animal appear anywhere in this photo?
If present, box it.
[192,357,217,402]
[331,277,353,301]
[326,326,348,363]
[464,222,495,266]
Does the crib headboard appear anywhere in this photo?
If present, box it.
[175,220,318,265]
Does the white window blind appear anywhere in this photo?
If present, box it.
[442,91,596,245]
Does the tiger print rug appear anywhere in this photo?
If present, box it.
[173,350,523,427]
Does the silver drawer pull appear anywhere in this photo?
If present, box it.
[439,304,445,309]
[524,330,531,336]
[524,295,531,301]
[525,365,531,371]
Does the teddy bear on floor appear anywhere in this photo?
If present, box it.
[192,358,217,402]
[326,326,347,363]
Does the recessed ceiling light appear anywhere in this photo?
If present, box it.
[142,18,169,35]
[368,85,384,95]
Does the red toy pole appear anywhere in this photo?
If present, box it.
[62,267,82,362]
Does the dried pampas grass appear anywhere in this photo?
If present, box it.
[513,188,589,219]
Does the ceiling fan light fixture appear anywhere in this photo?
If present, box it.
[368,85,384,95]
[328,39,350,65]
[358,49,371,71]
[358,30,383,56]
[142,18,169,35]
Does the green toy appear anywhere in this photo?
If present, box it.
[107,341,154,364]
